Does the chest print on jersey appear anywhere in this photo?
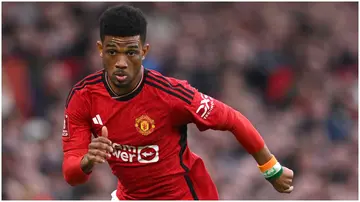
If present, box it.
[135,115,156,136]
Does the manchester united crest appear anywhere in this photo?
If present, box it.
[135,115,155,136]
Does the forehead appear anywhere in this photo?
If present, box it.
[104,35,141,46]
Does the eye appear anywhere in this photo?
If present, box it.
[127,50,137,57]
[107,50,117,56]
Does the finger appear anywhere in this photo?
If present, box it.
[273,178,292,190]
[90,142,114,153]
[102,126,108,138]
[89,149,112,159]
[289,170,294,178]
[89,142,103,150]
[94,155,107,163]
[89,142,110,151]
[284,167,294,179]
[281,183,291,191]
[274,183,290,192]
[274,185,285,193]
[93,137,112,145]
[282,186,294,193]
[279,176,292,185]
[88,154,106,164]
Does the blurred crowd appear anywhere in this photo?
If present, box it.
[2,2,358,200]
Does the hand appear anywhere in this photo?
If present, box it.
[81,126,114,173]
[269,166,294,194]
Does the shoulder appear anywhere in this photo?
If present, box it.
[144,69,196,105]
[65,69,104,108]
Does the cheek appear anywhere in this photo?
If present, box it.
[104,57,115,66]
[103,59,115,72]
[130,56,142,66]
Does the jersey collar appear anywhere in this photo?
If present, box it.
[102,67,148,101]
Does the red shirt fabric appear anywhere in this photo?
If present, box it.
[62,67,264,200]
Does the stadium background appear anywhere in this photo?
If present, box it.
[2,2,358,200]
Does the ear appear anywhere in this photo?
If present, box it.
[141,43,150,60]
[97,41,103,57]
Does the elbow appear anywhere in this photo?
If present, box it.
[63,167,87,186]
[64,176,78,186]
[62,157,89,186]
[63,174,80,186]
[65,180,83,187]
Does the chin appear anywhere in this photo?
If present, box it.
[114,82,131,88]
[113,79,131,88]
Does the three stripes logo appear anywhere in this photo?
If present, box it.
[92,114,103,125]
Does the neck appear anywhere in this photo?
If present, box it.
[107,68,143,97]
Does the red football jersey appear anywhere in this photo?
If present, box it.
[62,67,264,200]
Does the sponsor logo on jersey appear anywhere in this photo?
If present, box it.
[135,115,155,136]
[111,143,159,163]
[62,114,69,137]
[196,93,214,119]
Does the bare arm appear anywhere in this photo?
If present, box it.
[251,145,273,165]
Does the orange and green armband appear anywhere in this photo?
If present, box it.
[257,155,283,181]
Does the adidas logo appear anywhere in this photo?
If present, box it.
[92,114,103,125]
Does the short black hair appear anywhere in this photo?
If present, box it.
[99,5,147,43]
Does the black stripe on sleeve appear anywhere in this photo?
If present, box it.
[146,74,194,100]
[179,125,199,200]
[65,78,102,108]
[74,72,102,88]
[149,71,195,95]
[144,80,192,105]
[65,72,103,106]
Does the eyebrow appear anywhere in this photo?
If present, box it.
[127,45,139,49]
[105,43,139,49]
[105,43,117,48]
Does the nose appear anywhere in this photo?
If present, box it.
[115,56,128,69]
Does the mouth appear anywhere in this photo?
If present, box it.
[115,75,127,82]
[113,72,128,82]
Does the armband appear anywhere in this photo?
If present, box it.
[258,155,283,181]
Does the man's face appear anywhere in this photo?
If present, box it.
[97,35,149,88]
